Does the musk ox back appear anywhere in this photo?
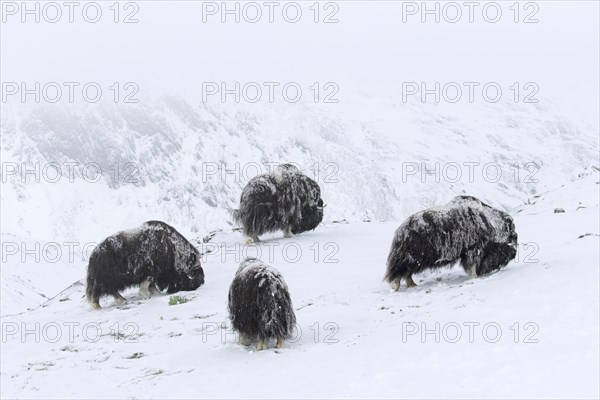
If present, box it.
[86,220,204,309]
[385,196,517,290]
[233,164,324,242]
[228,258,296,350]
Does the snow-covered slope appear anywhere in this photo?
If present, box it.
[2,93,597,242]
[1,170,598,399]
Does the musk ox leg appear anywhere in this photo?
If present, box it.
[113,292,127,305]
[90,297,102,310]
[256,340,268,351]
[139,278,153,299]
[283,226,293,238]
[149,283,160,294]
[468,264,478,279]
[276,337,285,349]
[390,277,402,291]
[406,275,417,288]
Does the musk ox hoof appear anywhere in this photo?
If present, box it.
[245,236,260,244]
[256,341,267,351]
[90,300,102,310]
[390,279,401,292]
[276,337,285,349]
[237,334,252,346]
[113,293,127,305]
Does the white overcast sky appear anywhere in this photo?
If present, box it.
[1,1,598,116]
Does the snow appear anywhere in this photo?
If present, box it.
[1,1,599,397]
[1,172,598,399]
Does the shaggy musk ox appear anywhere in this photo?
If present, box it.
[86,221,204,309]
[233,164,324,242]
[228,258,296,350]
[385,196,517,290]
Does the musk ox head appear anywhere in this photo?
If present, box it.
[486,206,518,248]
[502,211,518,249]
[478,208,518,275]
[291,178,325,234]
[167,248,205,294]
[454,196,518,245]
[449,196,518,275]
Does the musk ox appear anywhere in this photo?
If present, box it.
[228,258,296,350]
[86,220,205,309]
[385,196,517,290]
[232,164,324,242]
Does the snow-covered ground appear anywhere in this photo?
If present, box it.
[1,171,598,399]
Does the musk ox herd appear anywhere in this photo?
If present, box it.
[85,164,518,350]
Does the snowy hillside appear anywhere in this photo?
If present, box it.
[1,93,597,242]
[1,170,598,399]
